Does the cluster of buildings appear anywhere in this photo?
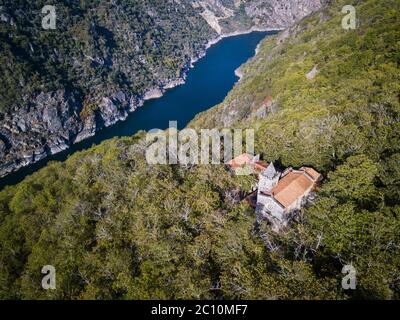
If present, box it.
[228,154,322,231]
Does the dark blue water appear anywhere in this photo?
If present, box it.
[0,31,274,190]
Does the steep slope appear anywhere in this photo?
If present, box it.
[189,0,400,297]
[194,0,322,34]
[0,0,322,178]
[0,0,398,300]
[190,0,399,172]
[0,0,215,177]
[0,134,342,300]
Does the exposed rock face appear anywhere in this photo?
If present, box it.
[306,65,318,80]
[0,0,323,178]
[244,0,322,29]
[0,90,79,176]
[194,0,322,33]
[143,88,164,101]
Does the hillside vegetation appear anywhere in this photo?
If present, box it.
[0,0,214,112]
[0,0,321,178]
[190,0,399,174]
[0,0,399,299]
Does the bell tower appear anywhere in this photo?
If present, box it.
[258,162,280,193]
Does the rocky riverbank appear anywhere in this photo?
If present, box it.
[0,0,322,178]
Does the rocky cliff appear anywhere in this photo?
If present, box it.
[194,0,322,33]
[0,0,322,177]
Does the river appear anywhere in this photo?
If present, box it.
[0,31,275,190]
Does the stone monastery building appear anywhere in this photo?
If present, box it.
[228,154,322,230]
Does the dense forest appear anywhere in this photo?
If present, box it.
[0,0,215,112]
[0,0,321,178]
[190,0,400,298]
[0,0,399,299]
[0,0,220,177]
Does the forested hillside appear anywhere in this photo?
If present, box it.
[0,0,215,177]
[0,0,399,299]
[0,0,321,178]
[189,0,400,297]
[0,0,212,113]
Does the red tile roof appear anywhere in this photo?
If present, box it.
[253,161,269,173]
[271,167,321,208]
[227,154,269,173]
[301,167,322,181]
[227,153,254,170]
